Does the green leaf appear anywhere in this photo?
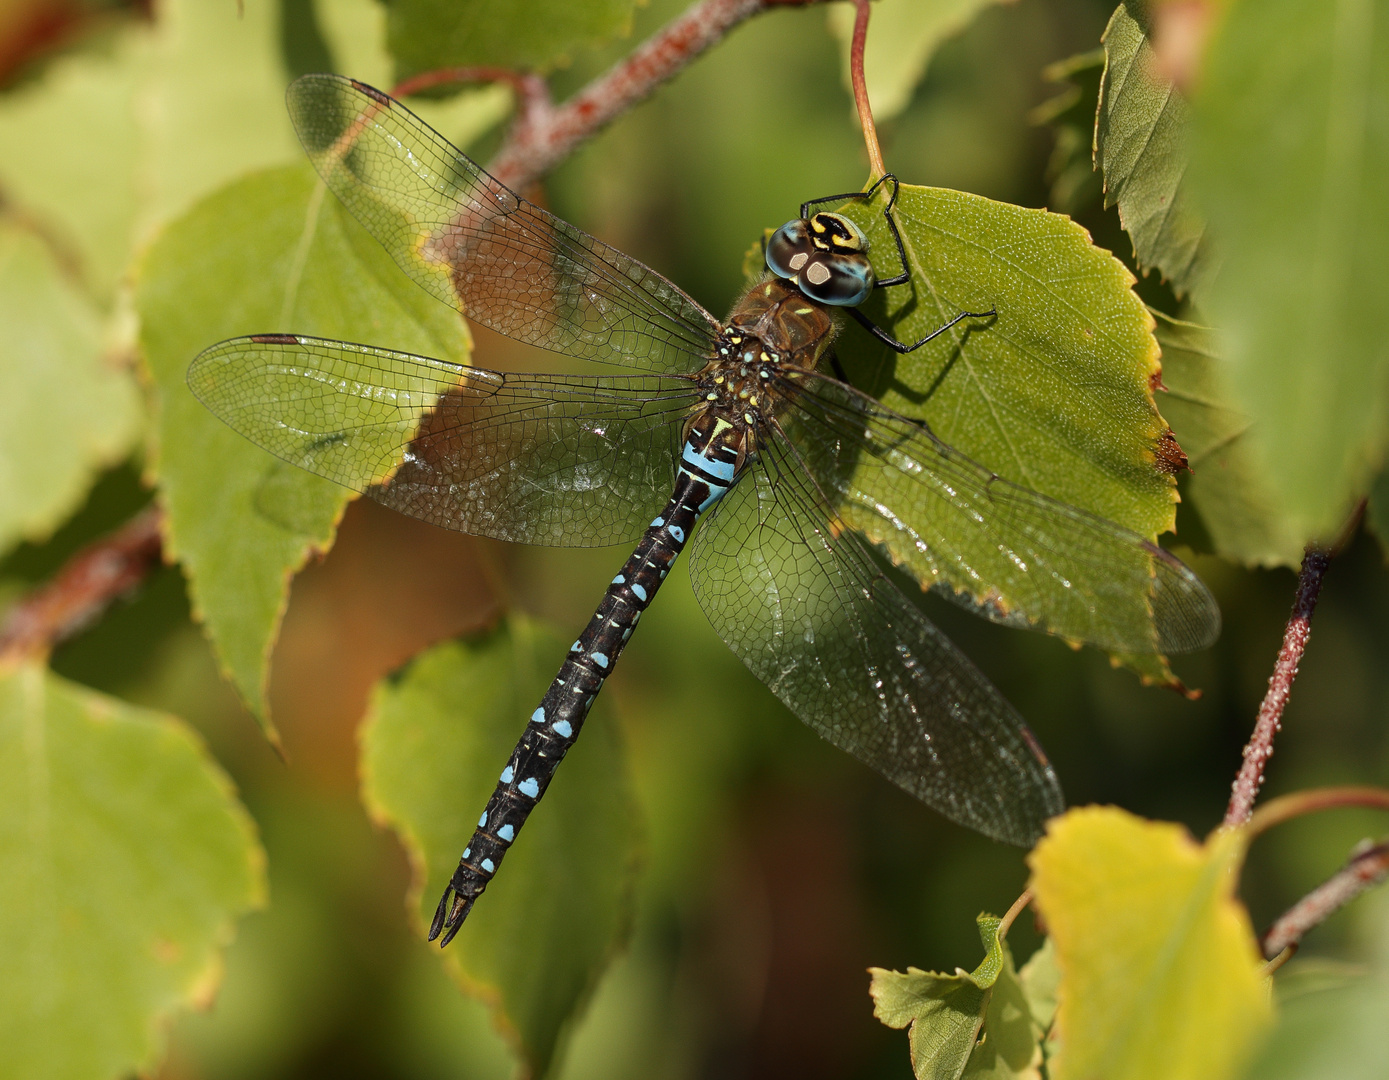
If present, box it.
[360,617,640,1078]
[835,185,1188,679]
[828,0,1006,121]
[1017,938,1059,1038]
[872,915,1044,1080]
[0,661,265,1080]
[137,164,470,737]
[387,0,641,82]
[1027,806,1272,1080]
[869,915,994,1078]
[136,0,302,230]
[1189,0,1389,543]
[960,948,1044,1080]
[839,185,1175,537]
[0,37,143,303]
[1096,2,1215,300]
[0,221,141,556]
[0,0,304,306]
[1154,310,1305,568]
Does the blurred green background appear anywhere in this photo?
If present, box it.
[1,0,1387,1078]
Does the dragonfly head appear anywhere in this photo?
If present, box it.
[766,212,874,307]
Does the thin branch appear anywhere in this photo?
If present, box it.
[848,0,885,177]
[391,66,546,104]
[480,0,817,191]
[0,506,164,664]
[1262,839,1389,959]
[1224,545,1332,826]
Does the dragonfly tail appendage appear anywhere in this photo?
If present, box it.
[430,878,481,947]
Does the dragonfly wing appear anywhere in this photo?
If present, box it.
[286,74,721,375]
[687,436,1065,846]
[188,335,696,547]
[781,373,1221,656]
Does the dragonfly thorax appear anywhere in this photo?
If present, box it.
[690,278,839,452]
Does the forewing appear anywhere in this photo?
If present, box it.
[687,437,1064,846]
[782,373,1220,655]
[286,74,721,375]
[188,335,696,546]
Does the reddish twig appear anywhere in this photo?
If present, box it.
[0,506,164,663]
[848,0,885,177]
[481,0,816,192]
[1262,839,1389,959]
[1224,546,1332,826]
[391,65,543,102]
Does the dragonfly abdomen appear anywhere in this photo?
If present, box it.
[430,414,746,945]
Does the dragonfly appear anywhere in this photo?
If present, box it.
[188,74,1220,947]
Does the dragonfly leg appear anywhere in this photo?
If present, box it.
[846,304,996,355]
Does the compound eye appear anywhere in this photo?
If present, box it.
[766,220,814,279]
[799,251,874,306]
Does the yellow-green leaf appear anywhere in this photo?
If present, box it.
[0,662,265,1080]
[138,164,470,737]
[360,617,640,1078]
[0,221,140,556]
[1028,806,1272,1080]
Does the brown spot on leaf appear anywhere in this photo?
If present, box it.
[1153,429,1189,475]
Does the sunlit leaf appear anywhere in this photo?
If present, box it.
[360,617,640,1078]
[1189,0,1389,543]
[1154,311,1304,568]
[828,0,1007,121]
[836,185,1190,679]
[1028,806,1272,1080]
[0,35,144,302]
[0,662,265,1080]
[136,0,302,230]
[387,0,641,82]
[137,164,470,737]
[1097,2,1215,299]
[0,221,140,556]
[839,184,1175,538]
[0,0,303,306]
